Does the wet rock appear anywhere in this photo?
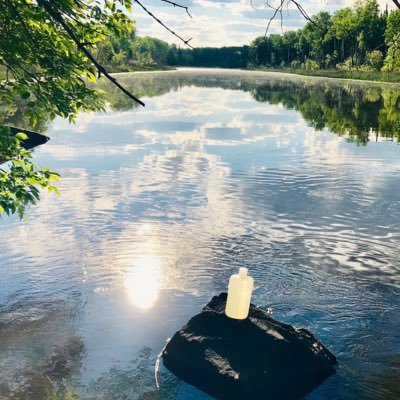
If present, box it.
[9,126,49,150]
[162,293,336,400]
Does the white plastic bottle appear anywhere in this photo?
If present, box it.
[225,267,254,320]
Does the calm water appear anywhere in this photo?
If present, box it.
[1,69,400,399]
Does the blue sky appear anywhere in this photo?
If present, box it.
[131,0,395,47]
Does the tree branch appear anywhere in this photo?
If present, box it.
[37,0,145,107]
[393,0,400,9]
[291,0,320,29]
[160,0,192,18]
[5,0,64,71]
[66,13,111,37]
[264,0,284,37]
[2,58,54,106]
[5,0,33,44]
[263,0,321,36]
[134,0,193,48]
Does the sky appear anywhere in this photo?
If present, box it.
[131,0,396,47]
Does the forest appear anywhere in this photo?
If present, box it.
[97,0,400,76]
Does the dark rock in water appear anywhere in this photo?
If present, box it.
[9,126,50,150]
[162,293,336,400]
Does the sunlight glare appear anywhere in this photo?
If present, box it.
[124,255,162,310]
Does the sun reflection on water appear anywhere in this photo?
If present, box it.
[124,255,162,310]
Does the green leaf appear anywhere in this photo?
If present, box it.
[26,178,38,185]
[49,173,60,182]
[49,186,61,196]
[15,132,28,141]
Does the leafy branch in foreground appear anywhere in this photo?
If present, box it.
[0,127,59,219]
[0,0,194,218]
[0,0,122,218]
[0,0,140,127]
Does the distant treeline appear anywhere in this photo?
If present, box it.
[96,0,400,74]
[93,31,250,71]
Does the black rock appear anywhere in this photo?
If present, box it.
[9,126,50,150]
[162,293,336,400]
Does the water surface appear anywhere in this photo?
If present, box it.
[1,69,400,399]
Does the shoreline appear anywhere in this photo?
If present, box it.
[110,66,400,86]
[246,67,400,86]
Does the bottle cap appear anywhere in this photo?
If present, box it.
[239,267,248,277]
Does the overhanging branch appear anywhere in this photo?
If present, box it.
[37,0,145,107]
[262,0,322,36]
[134,0,193,48]
[160,0,192,18]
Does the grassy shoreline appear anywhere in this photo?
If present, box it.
[105,64,175,73]
[247,67,400,84]
[110,66,400,85]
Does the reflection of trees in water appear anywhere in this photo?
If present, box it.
[102,73,400,146]
[251,81,400,145]
[98,74,181,112]
[5,72,400,146]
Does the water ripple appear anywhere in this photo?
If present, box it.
[1,71,400,399]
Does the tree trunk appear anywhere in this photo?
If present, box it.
[341,39,345,62]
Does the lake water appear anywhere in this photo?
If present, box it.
[1,69,400,399]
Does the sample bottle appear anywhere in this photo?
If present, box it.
[225,267,254,320]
